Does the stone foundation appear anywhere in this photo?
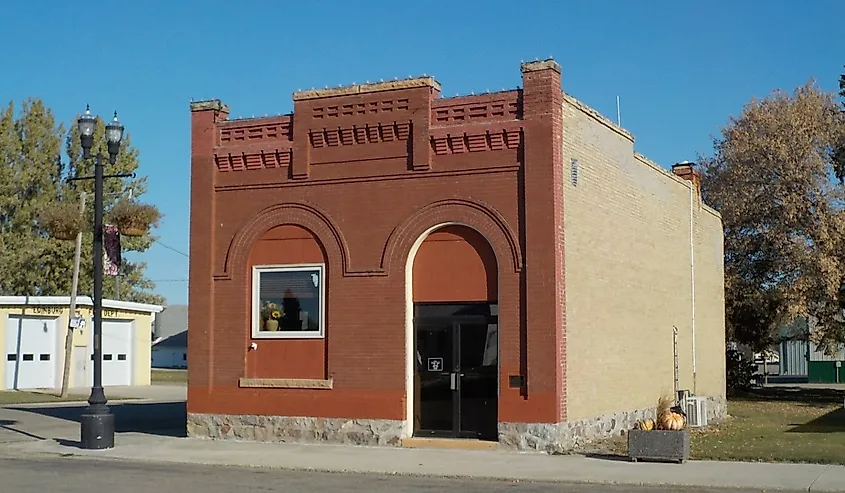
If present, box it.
[187,394,728,452]
[499,394,728,454]
[187,413,405,447]
[703,394,728,423]
[499,406,656,453]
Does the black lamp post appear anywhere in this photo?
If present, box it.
[71,105,133,450]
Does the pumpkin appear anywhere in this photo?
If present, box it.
[660,411,686,431]
[654,395,686,431]
[637,418,655,431]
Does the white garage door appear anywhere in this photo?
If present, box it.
[4,316,59,390]
[89,319,133,387]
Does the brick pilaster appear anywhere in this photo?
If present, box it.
[188,100,228,400]
[290,103,311,180]
[409,85,437,171]
[520,59,567,422]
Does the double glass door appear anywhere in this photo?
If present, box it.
[414,315,498,440]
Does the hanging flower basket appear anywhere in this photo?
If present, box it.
[108,199,162,237]
[40,203,85,241]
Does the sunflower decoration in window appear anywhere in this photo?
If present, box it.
[253,265,325,338]
[259,301,285,332]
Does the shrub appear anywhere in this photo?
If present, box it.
[726,346,757,395]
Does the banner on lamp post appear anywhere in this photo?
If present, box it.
[104,224,121,276]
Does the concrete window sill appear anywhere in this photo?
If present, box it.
[238,377,333,390]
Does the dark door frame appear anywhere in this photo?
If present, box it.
[413,305,499,440]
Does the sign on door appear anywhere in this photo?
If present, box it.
[427,357,444,372]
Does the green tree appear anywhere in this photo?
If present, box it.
[699,81,845,354]
[0,98,68,295]
[0,98,164,304]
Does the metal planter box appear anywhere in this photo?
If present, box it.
[627,429,691,464]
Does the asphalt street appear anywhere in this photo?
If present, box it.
[0,456,795,493]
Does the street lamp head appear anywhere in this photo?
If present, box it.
[77,104,96,159]
[78,105,96,136]
[106,111,124,144]
[105,111,124,164]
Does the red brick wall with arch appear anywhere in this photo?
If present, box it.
[187,60,567,425]
[413,225,498,303]
[246,224,327,380]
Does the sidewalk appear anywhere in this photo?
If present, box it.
[0,433,842,492]
[25,384,187,404]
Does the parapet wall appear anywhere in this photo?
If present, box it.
[190,61,558,179]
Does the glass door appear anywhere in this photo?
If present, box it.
[414,313,499,440]
[414,321,456,437]
[457,321,499,440]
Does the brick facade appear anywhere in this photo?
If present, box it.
[186,58,727,452]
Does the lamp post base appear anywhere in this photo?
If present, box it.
[80,412,115,450]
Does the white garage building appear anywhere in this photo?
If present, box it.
[0,296,163,391]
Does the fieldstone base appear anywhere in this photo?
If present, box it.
[499,406,656,453]
[187,413,405,447]
[499,394,727,454]
[187,394,728,452]
[703,395,728,423]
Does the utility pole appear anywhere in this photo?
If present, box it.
[60,192,87,398]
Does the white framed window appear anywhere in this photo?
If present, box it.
[251,263,325,339]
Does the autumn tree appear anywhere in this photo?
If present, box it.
[0,98,164,304]
[833,67,845,182]
[699,81,845,354]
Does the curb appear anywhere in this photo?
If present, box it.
[0,440,826,493]
[0,398,179,409]
[0,447,808,493]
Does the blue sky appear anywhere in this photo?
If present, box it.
[2,0,843,306]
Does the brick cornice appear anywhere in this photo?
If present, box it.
[293,77,441,101]
[190,99,230,114]
[520,59,562,74]
[212,165,519,192]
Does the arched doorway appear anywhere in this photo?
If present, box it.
[407,224,499,441]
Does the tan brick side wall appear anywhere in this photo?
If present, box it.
[561,95,726,421]
[692,207,727,399]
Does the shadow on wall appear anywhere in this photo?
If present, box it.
[9,401,187,444]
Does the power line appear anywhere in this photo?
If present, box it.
[150,279,188,283]
[154,240,189,258]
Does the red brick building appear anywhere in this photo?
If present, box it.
[186,58,727,451]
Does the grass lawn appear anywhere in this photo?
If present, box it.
[151,369,187,384]
[577,386,845,465]
[0,391,91,405]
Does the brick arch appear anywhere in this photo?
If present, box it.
[221,202,350,280]
[382,198,522,276]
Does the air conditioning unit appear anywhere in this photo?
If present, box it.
[685,396,709,428]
